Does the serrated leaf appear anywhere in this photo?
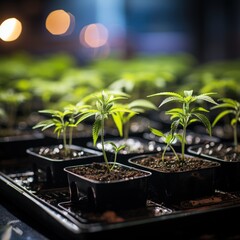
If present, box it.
[195,95,218,105]
[193,113,212,135]
[159,96,182,107]
[112,112,123,137]
[92,119,101,146]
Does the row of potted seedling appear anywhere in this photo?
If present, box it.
[26,89,239,211]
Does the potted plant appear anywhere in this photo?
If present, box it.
[86,97,162,163]
[64,90,152,211]
[128,90,220,204]
[26,104,103,186]
[188,97,240,191]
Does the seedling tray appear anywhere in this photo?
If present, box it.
[1,157,240,239]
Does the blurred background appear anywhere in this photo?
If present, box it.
[0,0,240,63]
[0,0,239,139]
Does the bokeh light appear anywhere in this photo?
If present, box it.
[0,18,22,42]
[80,23,108,48]
[46,9,75,35]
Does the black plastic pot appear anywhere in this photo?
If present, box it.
[128,153,220,204]
[188,143,240,192]
[86,137,164,165]
[64,162,152,211]
[26,145,103,187]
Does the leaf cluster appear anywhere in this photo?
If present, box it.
[148,90,218,161]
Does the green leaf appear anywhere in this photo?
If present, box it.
[149,127,165,137]
[184,90,193,97]
[193,113,212,135]
[159,96,182,107]
[175,133,183,143]
[128,99,157,110]
[195,95,218,105]
[147,91,182,98]
[212,110,233,126]
[231,118,237,126]
[92,119,101,146]
[112,112,123,137]
[211,103,235,110]
[191,107,209,113]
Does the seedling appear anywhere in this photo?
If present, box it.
[211,98,240,151]
[149,127,179,163]
[148,90,218,161]
[78,90,134,171]
[32,103,89,157]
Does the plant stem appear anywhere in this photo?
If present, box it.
[63,125,67,157]
[182,125,187,161]
[101,118,110,171]
[123,121,130,140]
[170,145,179,161]
[234,112,239,150]
[69,127,73,147]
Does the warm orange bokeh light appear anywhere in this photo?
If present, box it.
[46,9,74,35]
[0,18,22,42]
[80,23,108,48]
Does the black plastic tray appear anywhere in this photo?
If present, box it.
[1,157,240,239]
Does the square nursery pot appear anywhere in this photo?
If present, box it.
[128,153,220,205]
[26,144,103,187]
[64,162,152,211]
[86,137,164,165]
[188,142,240,192]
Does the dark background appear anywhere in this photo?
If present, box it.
[0,0,240,63]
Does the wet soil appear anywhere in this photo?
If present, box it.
[67,162,149,181]
[130,153,219,172]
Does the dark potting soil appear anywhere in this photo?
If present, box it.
[193,142,240,162]
[68,162,149,181]
[131,153,219,172]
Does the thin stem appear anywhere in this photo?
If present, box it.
[101,118,110,171]
[169,145,179,161]
[233,114,239,151]
[123,121,130,140]
[63,125,67,157]
[182,125,187,161]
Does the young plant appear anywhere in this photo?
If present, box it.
[115,99,157,139]
[211,98,240,151]
[78,90,134,171]
[149,127,179,164]
[32,103,89,157]
[148,90,218,161]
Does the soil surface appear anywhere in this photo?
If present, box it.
[190,142,240,162]
[130,153,219,173]
[95,138,162,154]
[67,162,149,181]
[33,145,93,160]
